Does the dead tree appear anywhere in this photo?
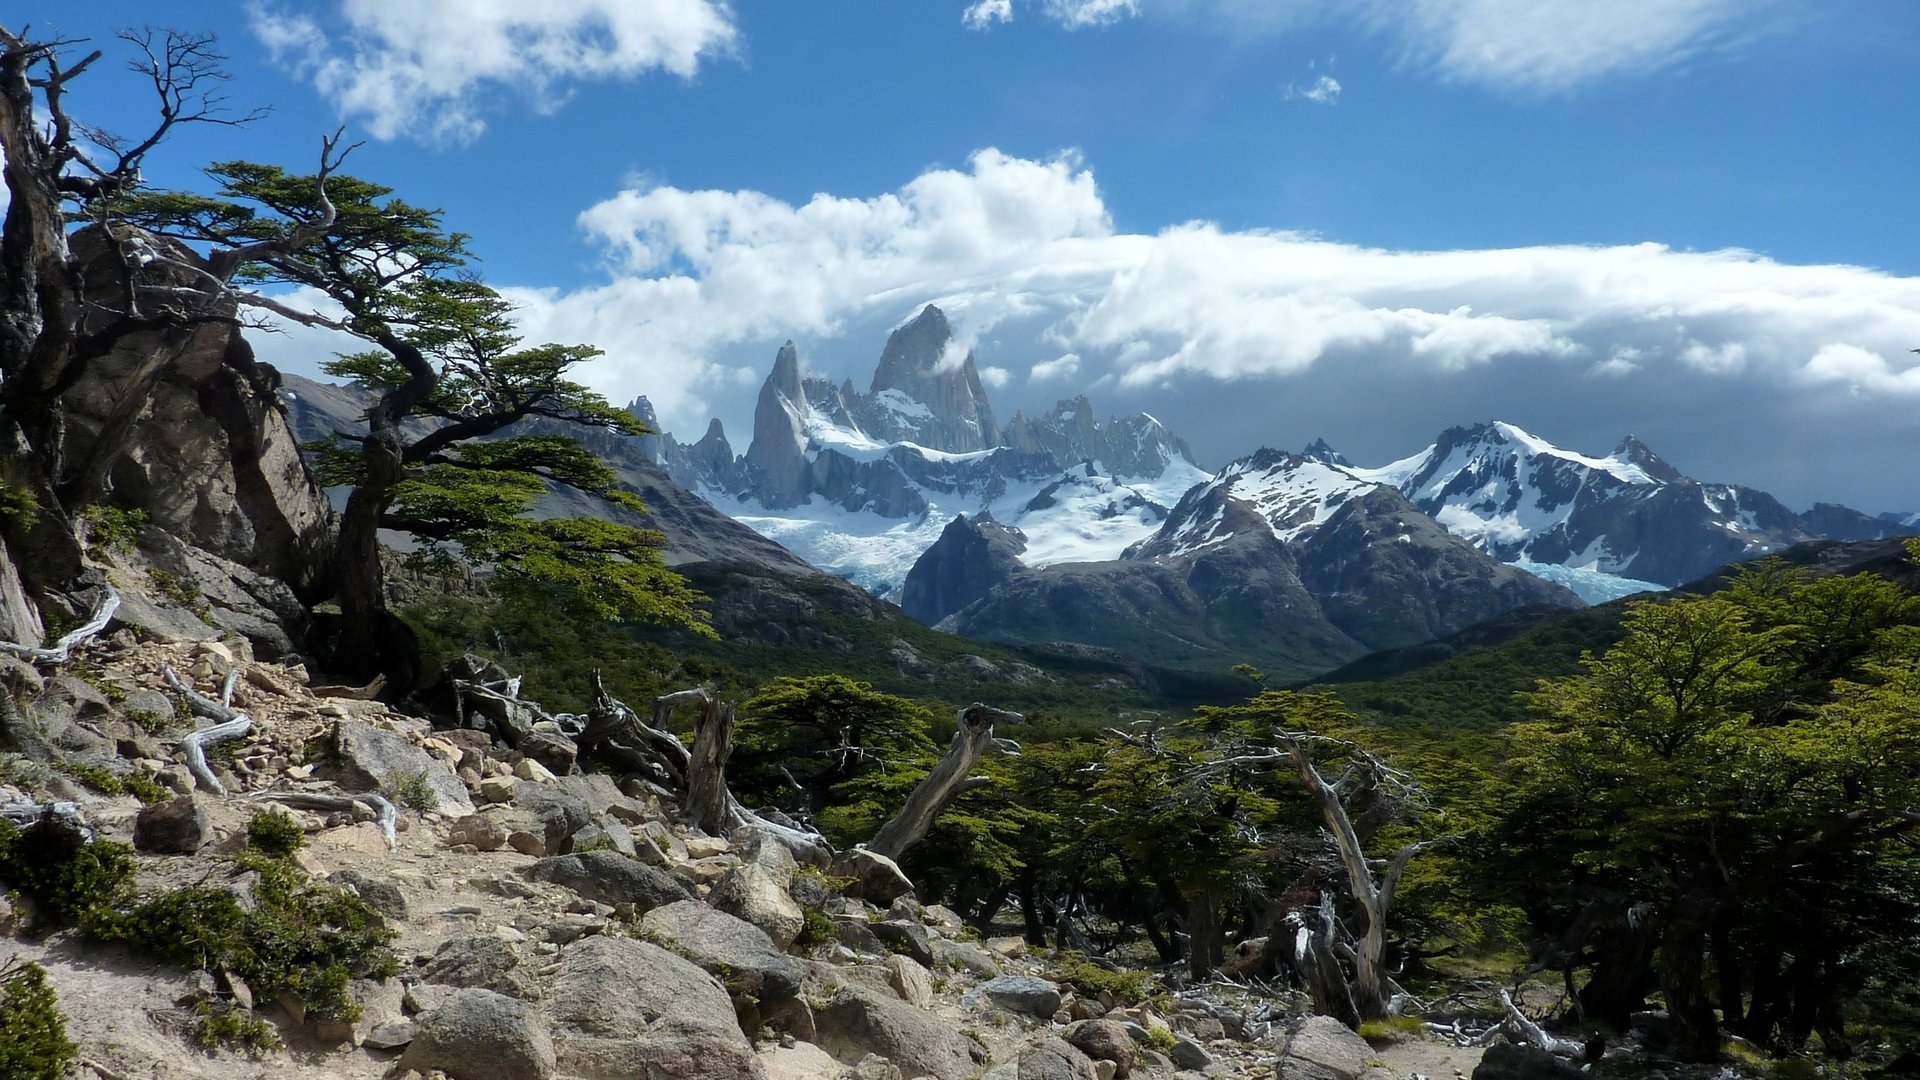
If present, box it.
[866,703,1021,862]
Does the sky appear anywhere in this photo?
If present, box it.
[26,0,1920,513]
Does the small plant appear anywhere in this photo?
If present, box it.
[796,905,838,949]
[125,708,174,735]
[0,754,53,794]
[1143,1025,1179,1054]
[57,762,169,804]
[1051,950,1160,1004]
[0,816,138,931]
[191,1001,283,1055]
[381,768,439,814]
[0,475,40,530]
[148,569,212,620]
[245,810,308,858]
[0,959,78,1080]
[1357,1015,1427,1043]
[79,505,147,559]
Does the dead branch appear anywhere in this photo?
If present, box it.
[250,790,398,851]
[1497,989,1585,1058]
[163,664,252,796]
[0,585,118,664]
[866,702,1021,862]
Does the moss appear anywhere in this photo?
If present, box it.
[1142,1026,1178,1054]
[57,761,169,804]
[245,810,308,858]
[148,569,212,620]
[0,959,77,1080]
[796,905,838,949]
[1050,950,1159,1004]
[191,1001,283,1055]
[1357,1015,1427,1043]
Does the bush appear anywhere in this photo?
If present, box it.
[245,810,308,858]
[58,761,169,804]
[0,816,137,931]
[381,769,439,813]
[0,960,77,1080]
[796,905,838,949]
[1357,1015,1426,1043]
[1050,950,1159,1004]
[78,505,147,559]
[191,1001,283,1054]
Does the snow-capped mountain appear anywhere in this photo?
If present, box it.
[638,305,1208,597]
[1348,421,1917,588]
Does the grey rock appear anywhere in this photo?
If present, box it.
[1280,1014,1373,1080]
[1471,1042,1585,1080]
[331,869,408,920]
[831,847,916,906]
[972,975,1063,1019]
[363,1018,416,1050]
[417,937,537,1000]
[709,830,805,949]
[448,813,509,852]
[1167,1036,1211,1071]
[870,919,934,967]
[833,915,887,954]
[524,851,691,911]
[515,729,577,776]
[328,720,473,816]
[884,954,933,1008]
[638,899,804,1001]
[1066,1019,1136,1078]
[133,795,211,854]
[546,935,764,1080]
[815,985,981,1080]
[512,783,591,853]
[398,988,555,1080]
[932,937,1002,977]
[1019,1037,1101,1080]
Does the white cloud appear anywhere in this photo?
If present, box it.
[977,0,1781,92]
[1287,75,1341,105]
[979,365,1013,388]
[251,0,738,144]
[962,0,1014,29]
[530,148,1920,439]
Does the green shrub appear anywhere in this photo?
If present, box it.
[57,762,169,804]
[796,905,838,949]
[124,707,174,735]
[245,811,308,858]
[381,769,439,814]
[148,569,212,620]
[0,816,138,931]
[1357,1015,1427,1043]
[191,1001,283,1054]
[79,505,147,559]
[1050,950,1159,1004]
[0,959,77,1080]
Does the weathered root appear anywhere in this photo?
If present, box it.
[1498,988,1585,1058]
[0,799,95,842]
[0,585,119,665]
[250,790,398,850]
[163,664,252,797]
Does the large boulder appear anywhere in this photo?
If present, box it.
[639,900,805,1002]
[1280,1014,1373,1080]
[545,935,765,1080]
[1471,1043,1585,1080]
[513,783,592,853]
[1018,1038,1100,1080]
[417,937,539,1000]
[830,847,915,905]
[1065,1019,1135,1079]
[709,830,806,949]
[327,719,473,816]
[970,975,1062,1019]
[869,920,934,967]
[398,988,555,1080]
[814,985,981,1080]
[133,795,211,854]
[524,851,692,911]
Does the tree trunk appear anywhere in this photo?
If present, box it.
[685,693,738,839]
[1019,864,1047,947]
[1187,886,1225,982]
[865,703,1017,862]
[1301,893,1361,1028]
[329,434,403,678]
[1660,910,1722,1063]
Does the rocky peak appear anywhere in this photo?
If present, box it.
[899,513,1028,626]
[742,341,813,508]
[856,305,999,453]
[1301,438,1350,467]
[1614,434,1688,484]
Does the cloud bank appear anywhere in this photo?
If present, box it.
[250,0,737,143]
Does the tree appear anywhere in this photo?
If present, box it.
[1492,563,1920,1061]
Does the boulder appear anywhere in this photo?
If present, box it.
[512,783,591,852]
[417,937,539,1000]
[524,851,692,911]
[398,988,555,1080]
[884,954,934,1008]
[1167,1035,1211,1072]
[639,900,805,1002]
[515,729,577,776]
[710,831,806,949]
[815,985,980,1080]
[1471,1043,1585,1080]
[830,847,915,905]
[932,938,1002,977]
[448,813,510,852]
[971,975,1062,1019]
[133,795,211,854]
[328,719,473,816]
[546,935,765,1080]
[870,920,934,967]
[1018,1038,1101,1080]
[1065,1019,1135,1079]
[330,869,408,920]
[1280,1014,1374,1080]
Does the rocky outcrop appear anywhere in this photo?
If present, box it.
[742,342,814,508]
[546,935,766,1080]
[858,305,1000,453]
[399,988,556,1080]
[900,515,1028,626]
[1002,396,1196,479]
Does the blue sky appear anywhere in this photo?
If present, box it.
[34,1,1920,511]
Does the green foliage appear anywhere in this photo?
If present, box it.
[796,905,838,949]
[1051,950,1159,1004]
[0,960,77,1080]
[0,475,39,530]
[737,674,939,826]
[1357,1015,1426,1043]
[0,816,137,931]
[380,768,439,814]
[245,810,308,858]
[124,707,173,735]
[191,1000,282,1054]
[148,569,212,620]
[78,505,148,558]
[57,761,170,804]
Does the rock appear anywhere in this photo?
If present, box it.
[1167,1036,1211,1071]
[969,975,1063,1019]
[830,847,915,905]
[638,900,805,1001]
[870,920,934,967]
[759,1041,844,1080]
[133,794,211,854]
[567,819,636,858]
[507,830,546,857]
[1019,1038,1101,1080]
[884,954,933,1007]
[512,784,591,853]
[512,757,556,783]
[524,851,692,911]
[683,834,731,859]
[364,1019,417,1050]
[514,730,577,776]
[1066,1020,1136,1079]
[331,869,408,920]
[449,813,509,852]
[815,985,980,1080]
[932,938,1002,977]
[546,935,765,1080]
[1280,1015,1373,1080]
[398,988,555,1080]
[478,775,518,804]
[329,720,474,816]
[833,916,887,954]
[710,830,806,949]
[417,937,538,1000]
[1471,1043,1585,1080]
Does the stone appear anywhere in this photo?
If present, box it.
[329,720,474,816]
[884,954,934,1007]
[1167,1036,1211,1071]
[709,830,806,949]
[364,1019,417,1050]
[971,975,1063,1019]
[512,784,591,853]
[567,821,635,858]
[833,916,887,954]
[870,920,934,967]
[815,985,980,1080]
[1066,1020,1136,1079]
[639,900,805,1001]
[398,988,555,1080]
[932,938,1002,977]
[133,794,211,854]
[1471,1043,1585,1080]
[523,851,693,912]
[1018,1038,1100,1080]
[830,847,916,905]
[1279,1015,1373,1080]
[448,814,508,852]
[478,775,518,804]
[416,937,538,1001]
[507,830,546,857]
[514,730,577,776]
[512,757,556,784]
[545,935,765,1080]
[331,869,409,920]
[683,834,731,859]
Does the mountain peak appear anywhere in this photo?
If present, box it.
[1613,434,1688,484]
[1301,438,1350,466]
